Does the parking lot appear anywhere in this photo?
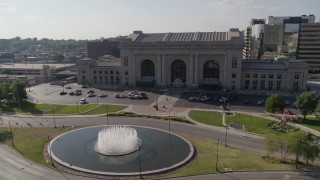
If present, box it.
[28,83,298,113]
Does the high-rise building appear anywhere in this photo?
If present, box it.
[243,15,316,60]
[296,23,320,73]
[87,40,120,59]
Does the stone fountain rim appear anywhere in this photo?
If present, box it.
[48,125,195,176]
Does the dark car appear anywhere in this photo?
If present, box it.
[69,92,75,96]
[59,91,67,95]
[87,90,94,94]
[243,99,252,104]
[81,85,88,88]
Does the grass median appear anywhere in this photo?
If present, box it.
[188,110,223,127]
[0,127,295,176]
[0,101,127,115]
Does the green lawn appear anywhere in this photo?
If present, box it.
[298,117,320,131]
[82,104,127,115]
[0,127,78,165]
[228,113,286,136]
[188,110,223,127]
[1,127,296,175]
[0,101,127,115]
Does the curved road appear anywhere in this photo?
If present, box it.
[0,115,319,179]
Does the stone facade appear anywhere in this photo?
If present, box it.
[120,29,244,90]
[77,29,308,93]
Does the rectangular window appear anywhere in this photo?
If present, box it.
[269,74,273,79]
[293,81,299,86]
[277,74,281,79]
[82,70,85,74]
[125,71,129,76]
[104,70,108,74]
[99,70,102,74]
[124,56,128,66]
[245,80,250,85]
[116,70,119,74]
[93,70,97,74]
[294,74,299,79]
[253,73,258,78]
[110,70,113,75]
[261,74,266,78]
[232,57,237,68]
[245,73,250,78]
[232,74,236,78]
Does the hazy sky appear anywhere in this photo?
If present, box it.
[0,0,319,40]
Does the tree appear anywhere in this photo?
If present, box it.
[53,54,64,62]
[294,92,319,120]
[11,80,27,104]
[265,93,285,113]
[264,134,290,159]
[287,131,307,168]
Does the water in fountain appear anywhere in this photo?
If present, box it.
[94,126,141,156]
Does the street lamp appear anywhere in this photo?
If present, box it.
[216,139,220,172]
[168,108,172,132]
[155,96,159,110]
[52,106,56,128]
[106,104,109,125]
[225,103,230,147]
[9,120,14,146]
[138,145,142,179]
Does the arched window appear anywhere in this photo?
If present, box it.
[171,60,186,83]
[141,60,155,80]
[203,60,219,83]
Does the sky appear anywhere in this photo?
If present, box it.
[0,0,319,40]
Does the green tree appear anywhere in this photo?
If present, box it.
[294,92,319,120]
[10,80,27,104]
[265,94,285,113]
[53,54,64,62]
[287,131,306,168]
[264,134,290,159]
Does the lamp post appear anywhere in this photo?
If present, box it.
[9,120,14,146]
[216,139,220,172]
[225,103,230,147]
[168,108,172,132]
[52,106,56,128]
[76,102,78,113]
[138,146,142,179]
[106,104,109,125]
[155,96,158,110]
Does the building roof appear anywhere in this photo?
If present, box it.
[91,60,121,67]
[242,60,288,70]
[128,29,242,42]
[0,63,75,70]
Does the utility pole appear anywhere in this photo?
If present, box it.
[9,120,14,146]
[225,103,230,147]
[216,139,220,172]
[138,146,142,179]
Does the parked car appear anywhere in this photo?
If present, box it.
[200,96,210,101]
[79,98,86,104]
[81,85,88,88]
[283,109,294,115]
[114,93,120,98]
[285,100,290,105]
[188,96,197,101]
[65,86,72,89]
[87,90,94,94]
[98,93,107,98]
[219,96,227,102]
[119,94,126,98]
[69,92,75,96]
[243,99,252,104]
[59,91,67,95]
[74,91,82,96]
[87,93,95,97]
[257,99,264,105]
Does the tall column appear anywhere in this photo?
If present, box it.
[194,55,199,85]
[156,55,162,86]
[189,55,194,85]
[162,55,166,86]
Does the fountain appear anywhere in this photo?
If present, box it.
[94,126,142,156]
[49,125,194,176]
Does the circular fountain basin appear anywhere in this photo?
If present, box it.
[49,126,194,176]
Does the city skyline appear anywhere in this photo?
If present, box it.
[0,0,319,40]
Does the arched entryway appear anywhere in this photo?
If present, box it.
[137,59,155,87]
[202,60,220,89]
[141,59,155,80]
[171,60,186,87]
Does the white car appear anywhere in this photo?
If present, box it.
[79,98,86,104]
[98,93,107,97]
